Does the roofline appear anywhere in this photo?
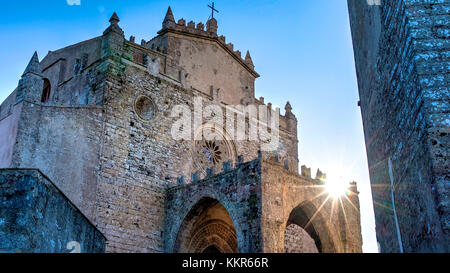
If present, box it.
[155,28,260,78]
[42,36,103,63]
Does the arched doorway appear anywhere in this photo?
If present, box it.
[174,197,238,253]
[284,202,336,253]
[203,245,221,253]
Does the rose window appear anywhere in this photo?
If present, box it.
[203,141,223,164]
[194,139,233,175]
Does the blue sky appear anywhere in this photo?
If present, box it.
[0,0,378,252]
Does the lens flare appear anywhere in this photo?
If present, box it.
[324,174,350,198]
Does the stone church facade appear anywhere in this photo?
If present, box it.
[0,7,362,253]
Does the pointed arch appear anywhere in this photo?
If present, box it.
[173,197,238,253]
[283,201,337,253]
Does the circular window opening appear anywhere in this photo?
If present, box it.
[135,95,156,121]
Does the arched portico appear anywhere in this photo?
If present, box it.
[164,157,263,253]
[164,157,362,253]
[260,160,361,253]
[173,197,238,253]
[283,201,337,253]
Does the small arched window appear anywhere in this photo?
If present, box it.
[41,78,51,103]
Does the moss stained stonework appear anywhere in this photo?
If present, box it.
[348,0,449,252]
[0,169,106,253]
[0,7,363,253]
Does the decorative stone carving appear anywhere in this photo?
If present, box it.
[134,95,156,121]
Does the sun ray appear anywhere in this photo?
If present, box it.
[372,200,394,212]
[304,195,331,230]
[338,197,350,242]
[370,183,391,188]
[329,195,338,222]
[342,193,359,213]
[339,197,349,227]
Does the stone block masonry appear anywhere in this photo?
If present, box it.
[0,169,106,253]
[165,156,362,253]
[0,6,363,253]
[165,157,263,253]
[348,0,449,252]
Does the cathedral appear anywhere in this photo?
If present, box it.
[0,7,362,253]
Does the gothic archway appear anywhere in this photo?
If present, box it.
[173,197,238,253]
[203,245,221,253]
[283,202,336,253]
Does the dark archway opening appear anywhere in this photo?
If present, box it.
[203,245,221,253]
[41,78,51,103]
[174,197,238,253]
[285,205,323,253]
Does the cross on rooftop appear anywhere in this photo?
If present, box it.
[208,2,219,19]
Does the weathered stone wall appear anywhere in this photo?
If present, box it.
[0,9,318,254]
[1,38,109,223]
[148,9,259,106]
[348,0,449,252]
[0,102,21,168]
[284,224,319,253]
[165,157,362,253]
[161,33,256,105]
[278,124,299,174]
[165,157,263,253]
[40,37,103,106]
[94,65,197,252]
[260,160,362,253]
[10,103,104,222]
[0,169,105,253]
[403,0,450,244]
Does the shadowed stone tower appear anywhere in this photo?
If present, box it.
[0,6,363,253]
[348,0,449,253]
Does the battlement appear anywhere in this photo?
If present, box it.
[171,151,358,195]
[165,151,362,253]
[0,5,364,254]
[150,7,258,78]
[262,159,329,186]
[243,96,297,135]
[171,152,262,189]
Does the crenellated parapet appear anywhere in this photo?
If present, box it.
[172,151,263,189]
[164,152,264,253]
[166,150,362,253]
[172,149,359,194]
[253,97,297,135]
[152,7,258,77]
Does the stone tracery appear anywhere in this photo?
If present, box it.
[192,124,236,176]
